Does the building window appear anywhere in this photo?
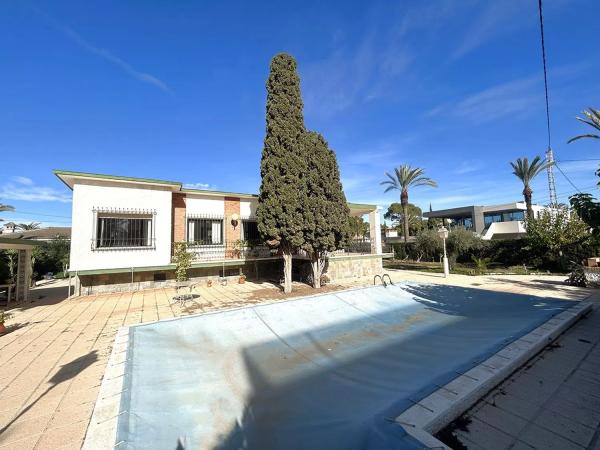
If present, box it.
[242,220,260,242]
[96,216,153,248]
[484,210,526,226]
[187,218,223,245]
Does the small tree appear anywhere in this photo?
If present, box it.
[525,207,592,269]
[257,53,307,293]
[300,131,350,288]
[348,216,369,241]
[173,242,192,282]
[384,202,424,236]
[414,229,443,262]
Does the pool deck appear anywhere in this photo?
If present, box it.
[0,271,597,450]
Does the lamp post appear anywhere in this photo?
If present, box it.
[438,226,449,278]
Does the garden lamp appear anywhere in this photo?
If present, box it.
[437,226,450,278]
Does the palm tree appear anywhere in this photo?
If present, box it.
[568,108,600,143]
[17,222,41,231]
[0,202,14,212]
[510,156,552,220]
[381,165,437,243]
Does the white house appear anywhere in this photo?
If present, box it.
[423,202,548,240]
[55,170,388,295]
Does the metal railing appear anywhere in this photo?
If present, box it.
[328,241,373,256]
[184,241,275,262]
[175,239,377,263]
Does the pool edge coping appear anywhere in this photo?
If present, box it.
[82,326,130,450]
[395,300,593,449]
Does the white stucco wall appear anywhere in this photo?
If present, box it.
[240,199,257,218]
[185,196,225,217]
[70,184,173,271]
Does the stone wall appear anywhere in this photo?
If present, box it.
[325,255,383,281]
[76,259,282,296]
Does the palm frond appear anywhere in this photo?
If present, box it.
[567,134,600,143]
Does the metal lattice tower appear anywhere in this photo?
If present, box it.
[545,147,557,206]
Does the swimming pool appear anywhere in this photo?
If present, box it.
[114,283,572,449]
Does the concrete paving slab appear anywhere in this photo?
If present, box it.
[534,408,595,447]
[519,423,585,450]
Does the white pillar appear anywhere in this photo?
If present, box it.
[369,208,382,255]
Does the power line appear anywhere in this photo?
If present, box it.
[554,162,582,193]
[556,159,600,162]
[538,0,552,149]
[1,210,71,219]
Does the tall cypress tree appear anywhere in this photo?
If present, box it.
[301,131,350,288]
[257,53,307,293]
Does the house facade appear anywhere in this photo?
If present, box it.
[423,202,548,240]
[55,170,388,295]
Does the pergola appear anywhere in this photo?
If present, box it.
[0,237,38,304]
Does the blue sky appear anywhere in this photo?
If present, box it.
[1,0,599,227]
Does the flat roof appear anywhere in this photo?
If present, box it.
[424,201,540,218]
[53,169,377,210]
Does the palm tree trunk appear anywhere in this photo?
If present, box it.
[523,185,534,220]
[401,189,409,244]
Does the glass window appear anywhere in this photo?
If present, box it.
[187,218,223,245]
[96,216,152,248]
[484,213,502,226]
[242,220,260,242]
[513,210,525,221]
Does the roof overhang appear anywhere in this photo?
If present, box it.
[54,170,378,210]
[348,203,378,216]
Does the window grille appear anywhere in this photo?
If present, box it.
[92,208,156,250]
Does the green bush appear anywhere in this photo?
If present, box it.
[447,228,486,262]
[414,229,443,261]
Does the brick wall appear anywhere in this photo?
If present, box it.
[224,197,241,243]
[172,193,186,243]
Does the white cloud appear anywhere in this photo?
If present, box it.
[453,161,485,175]
[451,1,525,61]
[12,176,34,185]
[183,182,217,191]
[427,75,542,124]
[34,7,172,94]
[0,181,71,203]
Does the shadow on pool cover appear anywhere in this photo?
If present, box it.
[118,284,572,450]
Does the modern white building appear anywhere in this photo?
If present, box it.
[423,202,547,240]
[55,170,388,295]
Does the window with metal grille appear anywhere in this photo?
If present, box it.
[187,218,223,245]
[96,216,153,248]
[242,220,260,242]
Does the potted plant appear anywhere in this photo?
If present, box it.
[207,279,213,287]
[0,310,13,334]
[239,273,246,284]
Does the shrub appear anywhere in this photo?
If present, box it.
[173,242,192,282]
[414,229,443,261]
[447,228,486,262]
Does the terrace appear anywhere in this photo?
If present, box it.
[0,272,596,450]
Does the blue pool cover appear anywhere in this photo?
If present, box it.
[116,283,572,449]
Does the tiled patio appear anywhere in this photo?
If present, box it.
[0,271,596,450]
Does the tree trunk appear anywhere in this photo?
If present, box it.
[310,254,324,289]
[523,185,534,220]
[282,250,292,293]
[401,189,409,244]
